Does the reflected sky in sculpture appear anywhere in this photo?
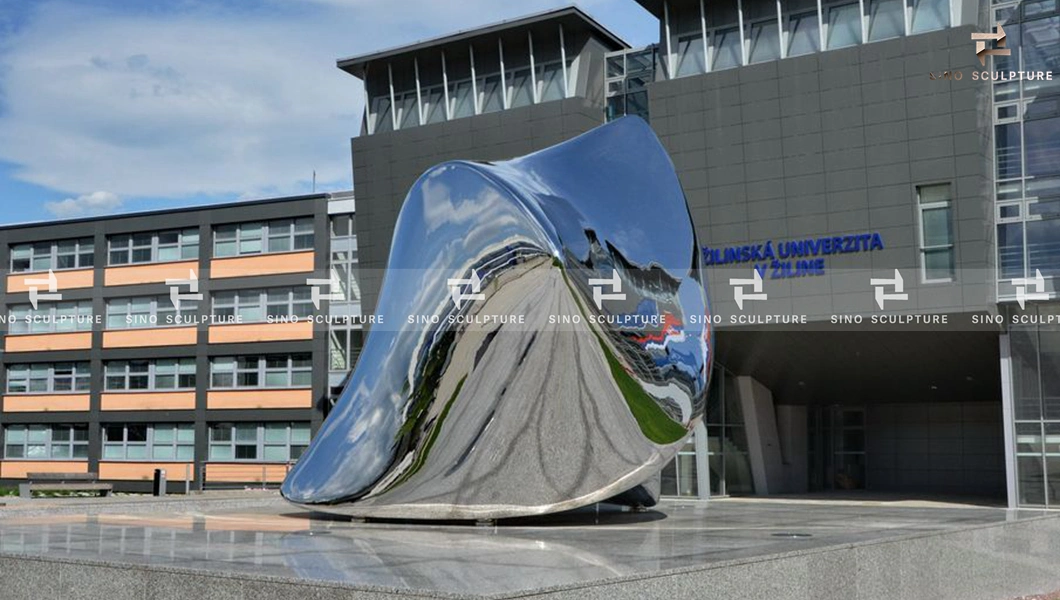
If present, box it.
[282,116,712,519]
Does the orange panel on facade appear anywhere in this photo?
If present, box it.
[204,463,290,483]
[209,251,314,279]
[0,461,89,479]
[5,332,92,352]
[102,326,197,348]
[100,391,196,411]
[2,394,90,412]
[98,462,195,481]
[208,321,313,344]
[6,268,94,293]
[206,388,313,409]
[104,260,199,287]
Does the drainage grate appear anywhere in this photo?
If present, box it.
[771,532,813,538]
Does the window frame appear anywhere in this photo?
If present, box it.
[8,301,95,335]
[209,354,312,390]
[3,424,89,460]
[916,182,957,284]
[786,10,822,57]
[6,362,91,394]
[105,295,199,330]
[711,25,743,71]
[212,218,314,258]
[103,358,196,392]
[747,18,782,64]
[102,423,195,461]
[824,0,863,49]
[212,288,313,323]
[107,228,199,266]
[207,422,310,462]
[9,238,94,274]
[866,0,905,42]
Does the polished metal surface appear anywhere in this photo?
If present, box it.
[282,116,712,519]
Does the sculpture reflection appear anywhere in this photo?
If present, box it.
[282,116,712,519]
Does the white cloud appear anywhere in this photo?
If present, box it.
[44,191,122,217]
[0,0,640,201]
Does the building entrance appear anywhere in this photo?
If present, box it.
[808,406,866,491]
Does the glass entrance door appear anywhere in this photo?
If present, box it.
[808,405,866,491]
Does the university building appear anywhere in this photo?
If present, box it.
[341,1,1058,507]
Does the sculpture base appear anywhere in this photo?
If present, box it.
[0,494,1055,599]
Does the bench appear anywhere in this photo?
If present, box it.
[18,472,113,499]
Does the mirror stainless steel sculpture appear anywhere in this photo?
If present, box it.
[282,116,713,520]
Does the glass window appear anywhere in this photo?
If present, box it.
[209,355,311,389]
[449,80,475,119]
[713,27,742,70]
[396,92,418,129]
[10,238,93,273]
[6,362,90,394]
[8,301,94,335]
[675,34,706,77]
[998,222,1025,280]
[506,68,533,108]
[478,74,503,114]
[995,123,1022,180]
[917,184,955,281]
[910,0,950,33]
[105,295,198,329]
[213,219,313,258]
[102,423,194,462]
[4,424,88,459]
[1022,16,1060,81]
[536,62,565,102]
[207,422,310,462]
[212,287,310,323]
[369,96,393,133]
[1026,217,1060,278]
[1024,115,1060,179]
[422,87,445,124]
[868,0,904,41]
[792,11,822,56]
[827,3,862,49]
[749,21,780,64]
[103,358,196,391]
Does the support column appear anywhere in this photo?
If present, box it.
[693,421,710,499]
[1000,333,1019,510]
[559,24,570,98]
[737,376,785,495]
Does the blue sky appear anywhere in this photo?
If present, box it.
[0,0,655,225]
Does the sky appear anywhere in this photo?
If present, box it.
[0,0,656,225]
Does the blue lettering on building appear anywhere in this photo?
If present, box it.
[701,232,884,279]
